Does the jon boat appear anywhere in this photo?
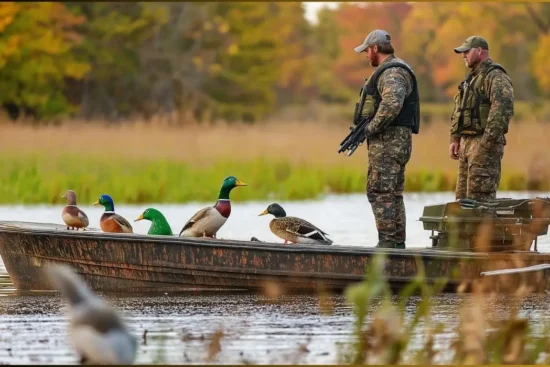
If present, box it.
[1,197,550,294]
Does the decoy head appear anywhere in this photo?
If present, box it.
[221,176,247,191]
[93,194,114,210]
[62,190,77,205]
[259,203,286,218]
[135,208,163,222]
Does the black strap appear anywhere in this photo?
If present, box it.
[366,61,417,95]
[365,60,420,133]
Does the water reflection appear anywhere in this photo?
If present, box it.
[2,192,550,363]
[0,290,549,364]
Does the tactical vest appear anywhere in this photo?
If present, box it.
[454,63,508,135]
[359,61,420,134]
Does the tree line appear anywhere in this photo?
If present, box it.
[0,2,548,123]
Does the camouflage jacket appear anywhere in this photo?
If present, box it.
[450,58,514,148]
[365,54,414,136]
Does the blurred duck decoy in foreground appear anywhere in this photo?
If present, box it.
[61,190,89,231]
[45,264,137,365]
[259,203,333,245]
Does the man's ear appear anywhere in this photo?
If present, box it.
[372,44,378,53]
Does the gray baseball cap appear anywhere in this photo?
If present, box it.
[354,29,392,53]
[454,35,489,53]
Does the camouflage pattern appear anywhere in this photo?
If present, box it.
[450,58,514,201]
[455,135,504,201]
[365,55,414,136]
[450,58,514,146]
[367,126,412,247]
[365,55,415,248]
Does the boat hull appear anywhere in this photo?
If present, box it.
[1,221,549,294]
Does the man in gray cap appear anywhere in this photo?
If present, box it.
[353,29,420,249]
[449,35,514,202]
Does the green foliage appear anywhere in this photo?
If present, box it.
[2,2,550,121]
[206,3,311,122]
[0,2,89,119]
[311,7,352,103]
[0,154,535,204]
[64,2,166,118]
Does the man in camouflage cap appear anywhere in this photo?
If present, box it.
[449,36,514,202]
[354,29,420,249]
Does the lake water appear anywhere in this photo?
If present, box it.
[1,192,550,364]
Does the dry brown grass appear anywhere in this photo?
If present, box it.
[1,120,357,167]
[2,119,550,174]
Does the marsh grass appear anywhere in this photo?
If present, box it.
[2,119,549,204]
[339,252,550,365]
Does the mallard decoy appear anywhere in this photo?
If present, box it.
[61,190,89,231]
[135,208,173,236]
[93,194,133,234]
[45,264,137,365]
[259,203,333,245]
[179,176,247,238]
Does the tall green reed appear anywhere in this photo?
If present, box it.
[0,155,535,204]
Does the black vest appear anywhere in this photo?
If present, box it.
[365,61,420,134]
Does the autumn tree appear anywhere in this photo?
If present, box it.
[0,2,89,120]
[64,2,164,119]
[331,2,412,89]
[205,2,308,122]
[524,3,550,96]
[401,2,541,101]
[310,5,350,103]
[2,1,549,122]
[270,2,315,107]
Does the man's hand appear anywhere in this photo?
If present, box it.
[364,122,374,138]
[449,142,460,160]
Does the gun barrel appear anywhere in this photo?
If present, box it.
[338,117,368,156]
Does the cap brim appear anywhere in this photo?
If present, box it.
[453,45,471,53]
[354,44,368,53]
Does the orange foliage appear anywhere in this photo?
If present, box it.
[332,3,412,87]
[327,2,550,100]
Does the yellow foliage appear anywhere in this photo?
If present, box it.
[64,62,91,79]
[208,64,222,74]
[192,56,203,70]
[0,2,19,16]
[141,4,169,25]
[218,21,229,34]
[227,43,239,55]
[531,33,550,95]
[35,29,66,54]
[0,1,91,117]
[0,2,18,33]
[0,35,22,61]
[399,3,534,98]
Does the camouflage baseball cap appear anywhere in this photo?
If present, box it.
[354,29,392,53]
[453,36,489,53]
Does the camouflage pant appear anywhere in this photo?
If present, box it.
[456,135,504,202]
[366,126,412,246]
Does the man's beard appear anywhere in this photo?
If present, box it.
[369,55,378,67]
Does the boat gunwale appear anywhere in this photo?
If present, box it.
[0,220,490,260]
[419,215,550,224]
